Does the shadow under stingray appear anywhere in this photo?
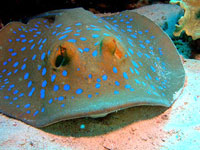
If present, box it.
[42,105,168,137]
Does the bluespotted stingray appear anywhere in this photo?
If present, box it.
[0,8,185,127]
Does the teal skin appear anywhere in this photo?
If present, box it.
[0,8,185,127]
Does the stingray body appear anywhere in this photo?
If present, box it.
[0,8,185,127]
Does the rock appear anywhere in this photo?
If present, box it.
[132,4,184,37]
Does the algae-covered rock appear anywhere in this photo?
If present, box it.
[170,0,200,40]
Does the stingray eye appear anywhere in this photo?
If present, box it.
[101,37,124,59]
[55,46,70,67]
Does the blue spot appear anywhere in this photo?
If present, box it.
[49,99,53,104]
[135,79,140,84]
[150,66,156,72]
[127,25,132,28]
[92,34,99,38]
[80,37,87,41]
[9,39,12,42]
[104,25,111,30]
[9,84,15,88]
[114,91,119,94]
[78,48,83,53]
[76,29,82,32]
[75,22,82,26]
[56,24,62,28]
[14,69,18,74]
[128,48,134,55]
[41,107,45,112]
[42,68,46,76]
[84,48,89,52]
[131,60,139,68]
[51,74,56,82]
[151,36,155,39]
[134,68,140,75]
[61,104,65,107]
[74,33,80,36]
[21,47,26,51]
[30,44,35,50]
[29,39,34,43]
[42,39,47,44]
[38,65,42,71]
[24,72,29,80]
[28,87,35,96]
[59,35,68,40]
[32,54,37,60]
[88,74,92,79]
[130,34,137,38]
[23,58,27,62]
[92,50,98,57]
[159,48,163,55]
[64,84,70,91]
[41,52,45,60]
[125,84,131,89]
[147,73,152,80]
[62,30,73,34]
[58,96,64,101]
[39,45,43,50]
[21,39,27,43]
[88,94,92,98]
[68,39,76,43]
[115,81,120,86]
[4,96,9,99]
[16,39,20,41]
[52,31,56,35]
[145,40,150,44]
[2,69,7,73]
[92,28,101,31]
[76,88,83,94]
[95,83,101,88]
[139,44,145,49]
[94,41,100,46]
[103,33,110,36]
[33,110,39,116]
[12,52,17,56]
[13,97,18,101]
[54,85,59,92]
[40,89,45,99]
[21,64,26,70]
[28,81,32,88]
[130,88,135,92]
[48,50,51,55]
[8,58,12,62]
[113,67,117,73]
[3,61,8,66]
[13,90,18,94]
[25,104,31,108]
[96,78,101,82]
[145,54,151,59]
[123,72,128,79]
[19,93,24,97]
[102,74,107,81]
[62,70,67,76]
[42,80,47,87]
[26,110,31,114]
[138,31,143,34]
